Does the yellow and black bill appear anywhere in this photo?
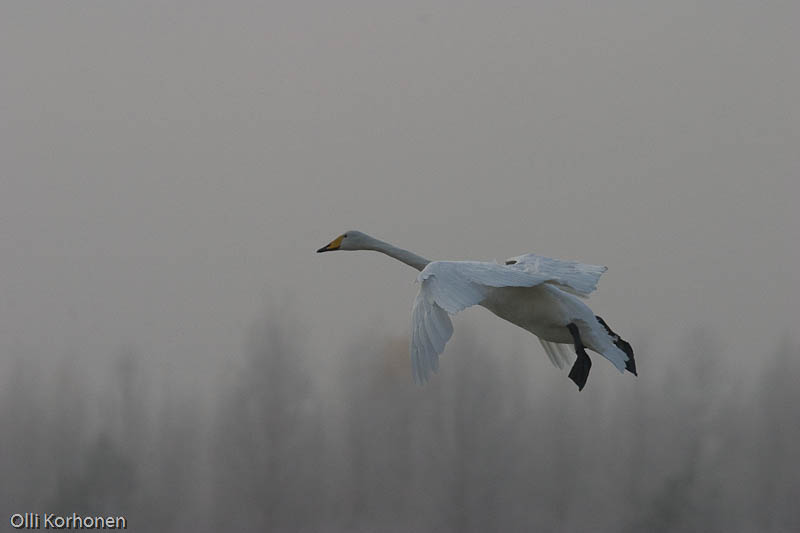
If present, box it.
[316,234,344,253]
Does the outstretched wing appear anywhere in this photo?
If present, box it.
[504,253,607,297]
[410,261,554,384]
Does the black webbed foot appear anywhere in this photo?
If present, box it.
[568,351,592,391]
[566,323,592,391]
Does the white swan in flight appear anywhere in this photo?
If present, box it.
[317,230,636,390]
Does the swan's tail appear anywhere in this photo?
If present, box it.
[595,316,637,375]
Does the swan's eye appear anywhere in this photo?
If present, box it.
[505,260,517,265]
[343,233,348,238]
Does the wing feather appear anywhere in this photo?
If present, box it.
[410,261,553,383]
[410,291,452,384]
[539,338,561,368]
[505,253,607,297]
[538,339,576,369]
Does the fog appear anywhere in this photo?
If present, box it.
[2,1,800,531]
[2,314,798,532]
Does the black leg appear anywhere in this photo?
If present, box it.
[567,323,592,391]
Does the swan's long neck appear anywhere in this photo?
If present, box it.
[367,238,430,272]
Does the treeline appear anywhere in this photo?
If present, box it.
[1,318,797,532]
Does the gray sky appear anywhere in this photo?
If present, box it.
[2,1,798,379]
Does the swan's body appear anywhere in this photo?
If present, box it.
[483,285,598,344]
[317,230,636,390]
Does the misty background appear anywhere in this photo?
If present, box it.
[1,2,798,531]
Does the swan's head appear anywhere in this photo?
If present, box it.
[316,230,372,252]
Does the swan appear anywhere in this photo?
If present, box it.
[317,230,636,390]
